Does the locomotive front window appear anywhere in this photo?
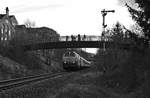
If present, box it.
[70,52,75,57]
[64,52,70,56]
[64,51,76,57]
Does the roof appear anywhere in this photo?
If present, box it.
[26,27,59,35]
[0,14,5,19]
[0,14,16,19]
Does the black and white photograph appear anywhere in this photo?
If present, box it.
[0,0,149,97]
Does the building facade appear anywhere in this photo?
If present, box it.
[0,7,18,45]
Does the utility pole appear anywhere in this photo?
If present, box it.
[101,9,115,51]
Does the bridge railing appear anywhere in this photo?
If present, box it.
[59,35,113,42]
[21,35,113,45]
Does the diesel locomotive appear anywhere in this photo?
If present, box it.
[62,51,91,70]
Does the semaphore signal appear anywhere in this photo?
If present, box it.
[101,9,115,36]
[101,9,115,51]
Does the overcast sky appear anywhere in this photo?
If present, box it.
[1,0,135,36]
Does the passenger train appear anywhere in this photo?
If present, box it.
[62,51,91,70]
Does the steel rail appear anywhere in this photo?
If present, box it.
[0,72,68,91]
[0,72,52,85]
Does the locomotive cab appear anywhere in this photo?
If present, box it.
[62,51,79,69]
[62,50,91,70]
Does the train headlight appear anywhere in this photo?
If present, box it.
[72,61,75,64]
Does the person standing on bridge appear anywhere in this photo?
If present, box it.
[78,34,81,41]
[66,36,69,41]
[71,35,76,41]
[71,35,73,41]
[83,34,86,41]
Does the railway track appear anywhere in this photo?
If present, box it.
[0,71,69,91]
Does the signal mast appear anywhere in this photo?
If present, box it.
[101,9,115,51]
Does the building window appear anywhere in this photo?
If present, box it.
[5,37,7,41]
[1,29,3,41]
[3,24,5,34]
[8,30,11,40]
[5,20,9,24]
[1,37,3,41]
[1,28,3,34]
[5,24,7,33]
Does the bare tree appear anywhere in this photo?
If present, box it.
[24,19,36,28]
[130,23,144,37]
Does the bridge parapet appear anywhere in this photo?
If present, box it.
[59,35,112,42]
[21,35,113,46]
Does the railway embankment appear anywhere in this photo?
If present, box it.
[0,54,26,80]
[0,49,64,81]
